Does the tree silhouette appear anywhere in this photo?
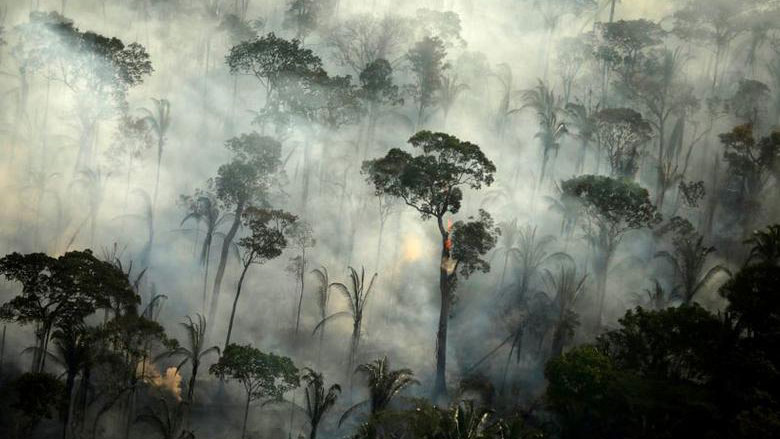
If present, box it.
[407,36,448,129]
[210,344,299,439]
[157,314,219,403]
[313,266,376,375]
[339,356,418,427]
[301,368,341,439]
[141,98,172,212]
[363,130,498,399]
[561,175,660,327]
[208,133,283,329]
[522,80,567,184]
[224,208,296,351]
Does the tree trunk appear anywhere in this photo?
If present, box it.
[208,201,244,329]
[295,248,306,337]
[225,262,251,351]
[188,361,198,403]
[241,393,251,439]
[202,242,211,314]
[433,219,452,401]
[62,370,76,439]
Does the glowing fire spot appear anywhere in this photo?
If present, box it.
[444,219,454,251]
[137,359,183,401]
[402,234,423,262]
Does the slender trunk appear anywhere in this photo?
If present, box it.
[188,362,198,402]
[62,370,76,439]
[225,262,251,351]
[153,136,163,211]
[209,201,244,328]
[295,248,306,337]
[495,251,510,295]
[310,423,317,439]
[202,240,212,313]
[0,325,5,374]
[241,393,251,439]
[655,115,667,210]
[433,219,451,401]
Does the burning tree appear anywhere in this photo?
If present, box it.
[362,131,498,400]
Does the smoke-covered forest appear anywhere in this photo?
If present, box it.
[0,0,779,438]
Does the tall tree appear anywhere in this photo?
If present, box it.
[407,36,448,129]
[522,80,567,184]
[224,208,296,351]
[363,131,498,400]
[289,221,315,338]
[208,133,283,328]
[141,98,172,212]
[210,344,299,439]
[561,175,659,327]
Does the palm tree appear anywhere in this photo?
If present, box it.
[491,63,521,139]
[492,219,522,295]
[314,267,377,375]
[564,100,597,174]
[51,324,94,439]
[542,261,587,357]
[439,74,469,127]
[141,98,172,211]
[339,356,418,427]
[515,225,558,301]
[180,193,228,312]
[744,224,780,266]
[655,234,730,304]
[301,368,341,439]
[522,80,567,184]
[311,266,338,352]
[439,400,492,439]
[157,314,219,403]
[633,279,673,310]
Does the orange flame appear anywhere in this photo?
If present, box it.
[444,218,454,251]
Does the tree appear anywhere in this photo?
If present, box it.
[592,108,652,179]
[340,356,418,427]
[225,208,297,351]
[324,14,408,75]
[301,368,341,439]
[226,32,324,131]
[210,344,299,439]
[407,36,448,129]
[208,133,283,329]
[289,221,315,338]
[283,0,329,43]
[619,48,698,209]
[363,131,498,399]
[543,261,587,357]
[593,19,666,84]
[141,98,172,212]
[744,224,780,266]
[718,125,780,232]
[359,59,402,159]
[178,191,227,312]
[10,372,64,438]
[673,0,749,91]
[135,397,193,439]
[561,175,660,326]
[157,314,219,403]
[522,80,567,184]
[655,218,730,304]
[314,266,376,375]
[564,101,597,174]
[0,250,137,372]
[49,323,95,439]
[310,266,336,351]
[438,74,469,127]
